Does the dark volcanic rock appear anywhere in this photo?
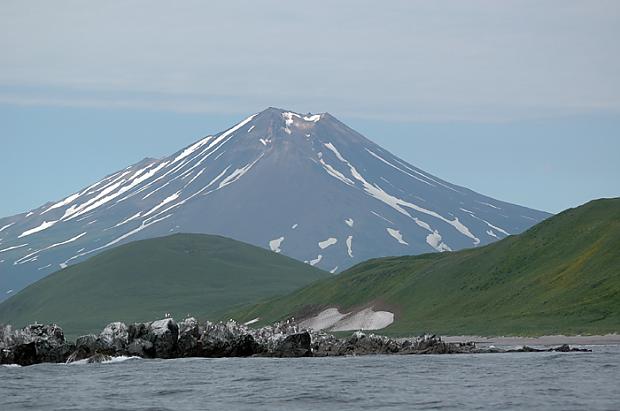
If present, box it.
[0,323,74,365]
[400,334,477,355]
[0,319,593,366]
[125,318,179,358]
[177,317,203,357]
[67,334,100,363]
[338,331,402,356]
[271,332,312,357]
[126,339,154,357]
[507,344,592,353]
[147,319,179,358]
[76,334,99,352]
[200,321,259,357]
[98,322,129,354]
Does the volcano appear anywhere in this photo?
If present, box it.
[0,107,550,300]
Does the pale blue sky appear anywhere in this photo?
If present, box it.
[1,1,619,216]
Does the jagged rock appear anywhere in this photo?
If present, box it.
[552,344,591,353]
[398,334,471,354]
[178,317,199,335]
[506,344,592,353]
[67,334,100,362]
[127,339,154,357]
[177,318,203,358]
[271,332,312,357]
[0,323,74,365]
[147,319,179,358]
[98,322,129,353]
[76,334,99,352]
[200,321,259,357]
[554,344,571,352]
[0,320,594,365]
[333,331,402,356]
[128,323,149,342]
[311,332,344,357]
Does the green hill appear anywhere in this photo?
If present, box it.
[232,198,620,336]
[0,233,328,339]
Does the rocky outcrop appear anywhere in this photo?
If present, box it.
[125,318,179,358]
[99,322,129,353]
[269,331,312,357]
[0,323,74,365]
[507,344,591,353]
[0,319,592,366]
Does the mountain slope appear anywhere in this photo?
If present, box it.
[0,107,549,300]
[0,233,328,338]
[231,198,620,336]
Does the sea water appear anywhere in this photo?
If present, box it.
[2,345,619,410]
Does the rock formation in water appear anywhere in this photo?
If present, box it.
[0,319,591,366]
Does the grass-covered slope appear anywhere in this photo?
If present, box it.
[233,198,620,336]
[0,233,328,338]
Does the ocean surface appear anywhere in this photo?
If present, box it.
[2,344,619,410]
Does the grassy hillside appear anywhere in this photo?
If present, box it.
[0,233,328,339]
[232,198,620,336]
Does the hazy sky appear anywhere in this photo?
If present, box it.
[1,1,619,216]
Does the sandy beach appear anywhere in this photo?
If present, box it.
[441,334,620,346]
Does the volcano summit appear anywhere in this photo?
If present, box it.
[0,108,550,299]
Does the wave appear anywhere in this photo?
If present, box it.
[69,355,141,365]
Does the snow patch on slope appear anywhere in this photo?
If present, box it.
[41,192,81,215]
[386,228,408,245]
[426,230,452,252]
[218,154,264,189]
[171,136,213,165]
[112,212,141,228]
[303,114,321,122]
[18,220,57,238]
[0,244,28,254]
[318,237,338,249]
[346,235,353,257]
[269,237,284,253]
[300,307,394,331]
[298,308,348,331]
[365,148,433,186]
[144,192,180,217]
[477,201,501,210]
[461,208,511,237]
[330,308,394,331]
[308,255,322,266]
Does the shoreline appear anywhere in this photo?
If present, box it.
[440,334,620,346]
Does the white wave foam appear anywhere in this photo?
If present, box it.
[69,355,141,365]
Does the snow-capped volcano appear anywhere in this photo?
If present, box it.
[0,107,550,300]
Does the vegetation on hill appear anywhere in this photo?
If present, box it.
[232,198,620,336]
[0,233,328,339]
